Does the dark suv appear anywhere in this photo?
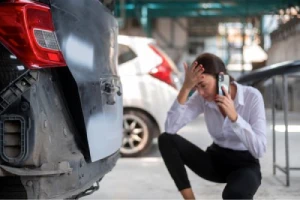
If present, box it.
[0,0,122,199]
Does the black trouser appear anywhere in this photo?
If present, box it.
[158,133,262,200]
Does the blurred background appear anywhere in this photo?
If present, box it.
[114,0,300,157]
[114,0,295,76]
[90,0,300,199]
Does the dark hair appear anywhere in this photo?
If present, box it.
[194,53,234,82]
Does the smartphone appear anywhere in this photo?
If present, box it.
[217,74,230,96]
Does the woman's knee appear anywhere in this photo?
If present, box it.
[158,132,172,144]
[158,133,175,150]
[222,187,252,200]
[222,168,260,199]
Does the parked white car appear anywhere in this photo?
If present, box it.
[118,35,181,157]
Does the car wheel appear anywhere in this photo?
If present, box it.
[121,110,156,157]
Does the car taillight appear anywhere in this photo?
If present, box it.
[0,1,66,69]
[148,44,177,89]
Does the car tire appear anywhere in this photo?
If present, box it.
[121,110,157,157]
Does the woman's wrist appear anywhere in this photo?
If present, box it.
[177,86,192,105]
[182,83,193,92]
[230,113,238,122]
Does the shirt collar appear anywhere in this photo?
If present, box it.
[205,100,218,109]
[204,81,244,108]
[233,81,244,106]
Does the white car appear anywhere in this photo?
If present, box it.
[118,35,181,157]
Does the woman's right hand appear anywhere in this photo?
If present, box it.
[182,61,205,91]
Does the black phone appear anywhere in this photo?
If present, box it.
[217,74,230,96]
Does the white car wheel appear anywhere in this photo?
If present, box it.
[121,110,155,157]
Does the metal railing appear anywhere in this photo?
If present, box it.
[237,60,300,186]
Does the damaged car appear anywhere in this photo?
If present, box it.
[0,0,122,199]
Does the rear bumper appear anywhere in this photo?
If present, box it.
[0,68,120,198]
[0,151,120,199]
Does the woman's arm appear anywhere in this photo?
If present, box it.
[177,85,193,105]
[165,91,205,134]
[215,86,267,159]
[165,62,205,134]
[230,90,267,159]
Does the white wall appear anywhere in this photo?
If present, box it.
[153,18,188,63]
[266,24,300,111]
[267,30,300,65]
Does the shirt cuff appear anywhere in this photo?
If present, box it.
[230,114,244,132]
[164,100,187,134]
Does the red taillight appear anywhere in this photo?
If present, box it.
[149,64,175,87]
[0,1,66,69]
[148,44,176,88]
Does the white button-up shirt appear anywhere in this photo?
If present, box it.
[165,82,267,159]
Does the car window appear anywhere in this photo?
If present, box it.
[118,44,137,65]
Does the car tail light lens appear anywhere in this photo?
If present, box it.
[33,29,60,51]
[148,44,177,89]
[0,1,66,69]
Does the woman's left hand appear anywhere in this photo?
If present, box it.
[215,86,238,122]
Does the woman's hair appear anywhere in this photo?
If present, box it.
[194,53,234,82]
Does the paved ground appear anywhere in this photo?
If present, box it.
[84,109,300,199]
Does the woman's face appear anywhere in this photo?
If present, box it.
[194,74,217,102]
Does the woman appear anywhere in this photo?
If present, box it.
[158,53,266,200]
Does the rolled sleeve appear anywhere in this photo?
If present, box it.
[230,93,267,159]
[165,93,204,134]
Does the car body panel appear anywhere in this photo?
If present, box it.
[118,35,162,74]
[118,36,179,135]
[50,0,122,161]
[0,0,122,198]
[121,75,178,133]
